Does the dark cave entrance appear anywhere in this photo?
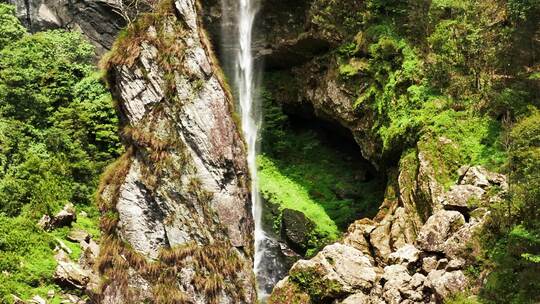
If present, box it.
[259,94,387,252]
[256,96,387,293]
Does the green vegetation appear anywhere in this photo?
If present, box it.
[0,4,119,302]
[327,0,540,302]
[258,92,385,255]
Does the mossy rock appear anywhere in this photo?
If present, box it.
[281,209,316,256]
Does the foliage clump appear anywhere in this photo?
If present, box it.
[0,4,120,302]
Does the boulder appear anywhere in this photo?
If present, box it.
[29,295,46,304]
[343,218,376,259]
[422,256,438,274]
[388,244,421,267]
[441,185,485,211]
[12,295,25,304]
[416,210,465,253]
[289,244,377,299]
[459,166,508,190]
[38,204,76,231]
[256,237,298,295]
[54,260,92,289]
[441,221,483,259]
[281,208,315,255]
[340,292,369,304]
[381,265,412,304]
[446,259,466,271]
[370,219,393,264]
[67,230,90,243]
[79,239,100,269]
[426,270,468,300]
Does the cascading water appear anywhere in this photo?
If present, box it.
[234,0,265,287]
[219,0,288,299]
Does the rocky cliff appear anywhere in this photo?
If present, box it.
[5,0,129,55]
[95,0,256,303]
[269,165,507,303]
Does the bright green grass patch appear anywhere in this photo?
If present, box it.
[258,129,385,255]
[0,207,100,303]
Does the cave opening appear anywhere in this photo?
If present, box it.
[258,95,387,253]
[255,96,387,293]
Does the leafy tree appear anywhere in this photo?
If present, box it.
[0,3,26,49]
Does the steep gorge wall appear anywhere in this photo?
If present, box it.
[95,0,256,303]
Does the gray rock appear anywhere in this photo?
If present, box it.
[446,259,466,271]
[38,204,77,231]
[280,208,315,255]
[340,292,369,304]
[7,0,129,56]
[12,295,25,304]
[436,258,449,270]
[29,295,46,304]
[416,210,466,253]
[54,259,92,289]
[67,230,90,243]
[426,270,468,300]
[388,244,421,267]
[441,185,485,211]
[343,218,376,260]
[289,244,377,298]
[409,273,426,289]
[422,256,438,274]
[459,166,508,190]
[98,0,256,302]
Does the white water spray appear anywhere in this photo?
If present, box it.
[220,0,288,299]
[234,0,265,278]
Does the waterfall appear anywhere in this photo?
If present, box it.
[219,0,288,299]
[234,0,265,286]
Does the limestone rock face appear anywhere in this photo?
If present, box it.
[97,1,256,303]
[7,0,129,56]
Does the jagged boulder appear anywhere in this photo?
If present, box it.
[441,185,485,212]
[426,270,469,300]
[280,244,377,301]
[54,259,93,290]
[458,165,508,190]
[343,218,376,261]
[388,244,421,268]
[416,210,466,253]
[340,292,369,303]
